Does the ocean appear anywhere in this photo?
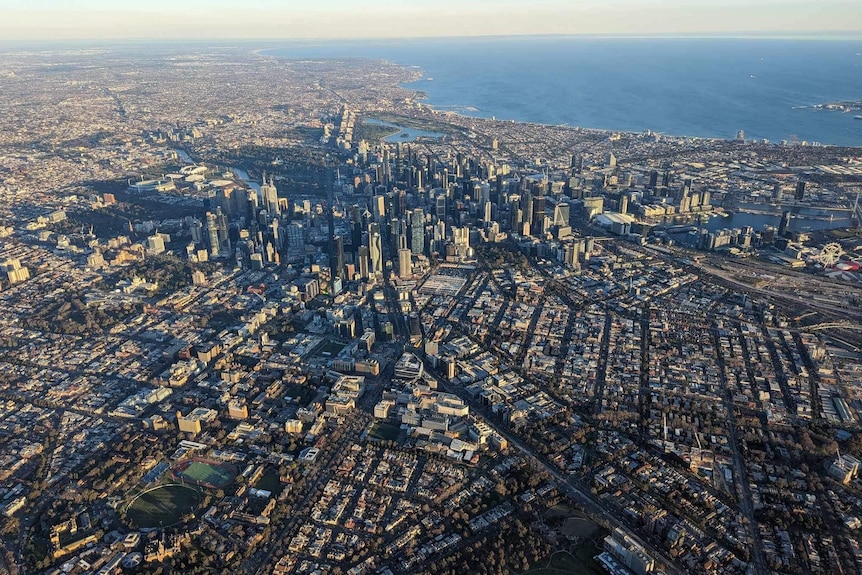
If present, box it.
[263,36,862,147]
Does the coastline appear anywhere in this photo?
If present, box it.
[258,38,862,147]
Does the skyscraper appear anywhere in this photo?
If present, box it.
[369,224,382,275]
[332,236,345,280]
[531,195,546,233]
[521,189,533,234]
[778,210,792,238]
[357,246,369,279]
[260,174,279,217]
[190,218,203,244]
[398,247,412,277]
[553,203,570,226]
[206,211,220,258]
[795,181,806,201]
[411,208,425,255]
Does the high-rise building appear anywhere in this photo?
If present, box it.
[772,182,782,201]
[531,195,546,234]
[520,189,533,233]
[411,208,425,254]
[189,218,203,244]
[398,247,412,278]
[146,234,166,255]
[332,236,345,279]
[369,224,383,275]
[795,181,806,201]
[553,203,570,226]
[435,194,446,219]
[778,210,792,238]
[373,194,386,222]
[357,246,369,279]
[260,174,279,216]
[205,211,220,257]
[1,258,30,285]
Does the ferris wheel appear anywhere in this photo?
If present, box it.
[817,242,844,267]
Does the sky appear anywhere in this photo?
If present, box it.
[1,0,861,40]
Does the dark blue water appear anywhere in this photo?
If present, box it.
[263,36,862,146]
[703,211,851,233]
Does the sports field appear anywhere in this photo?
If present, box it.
[173,459,237,488]
[126,484,200,528]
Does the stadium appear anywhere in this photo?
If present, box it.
[170,458,237,489]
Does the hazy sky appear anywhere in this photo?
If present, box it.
[1,0,861,40]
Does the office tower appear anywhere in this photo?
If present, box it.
[246,189,259,223]
[521,189,533,233]
[383,148,391,186]
[390,218,401,255]
[690,192,701,210]
[553,203,570,226]
[287,222,304,249]
[411,208,425,254]
[772,182,782,201]
[261,174,279,216]
[369,224,383,275]
[680,178,692,200]
[206,211,220,257]
[778,210,791,238]
[373,194,386,221]
[435,194,446,219]
[357,246,370,279]
[648,170,658,189]
[452,226,470,249]
[795,181,806,201]
[606,152,617,168]
[190,218,203,244]
[483,200,493,224]
[398,247,412,277]
[269,219,282,251]
[332,236,345,280]
[620,195,628,215]
[570,154,584,176]
[531,195,546,234]
[351,207,363,254]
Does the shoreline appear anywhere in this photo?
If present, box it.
[257,41,862,149]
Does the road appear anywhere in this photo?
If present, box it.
[711,328,769,575]
[433,375,687,575]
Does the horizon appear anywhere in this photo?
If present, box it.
[1,31,861,49]
[2,0,862,41]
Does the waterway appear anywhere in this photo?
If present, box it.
[662,208,852,235]
[231,167,260,193]
[364,118,443,143]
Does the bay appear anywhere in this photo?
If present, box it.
[263,36,862,147]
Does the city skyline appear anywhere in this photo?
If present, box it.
[1,0,861,40]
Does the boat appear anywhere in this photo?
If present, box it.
[855,115,862,120]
